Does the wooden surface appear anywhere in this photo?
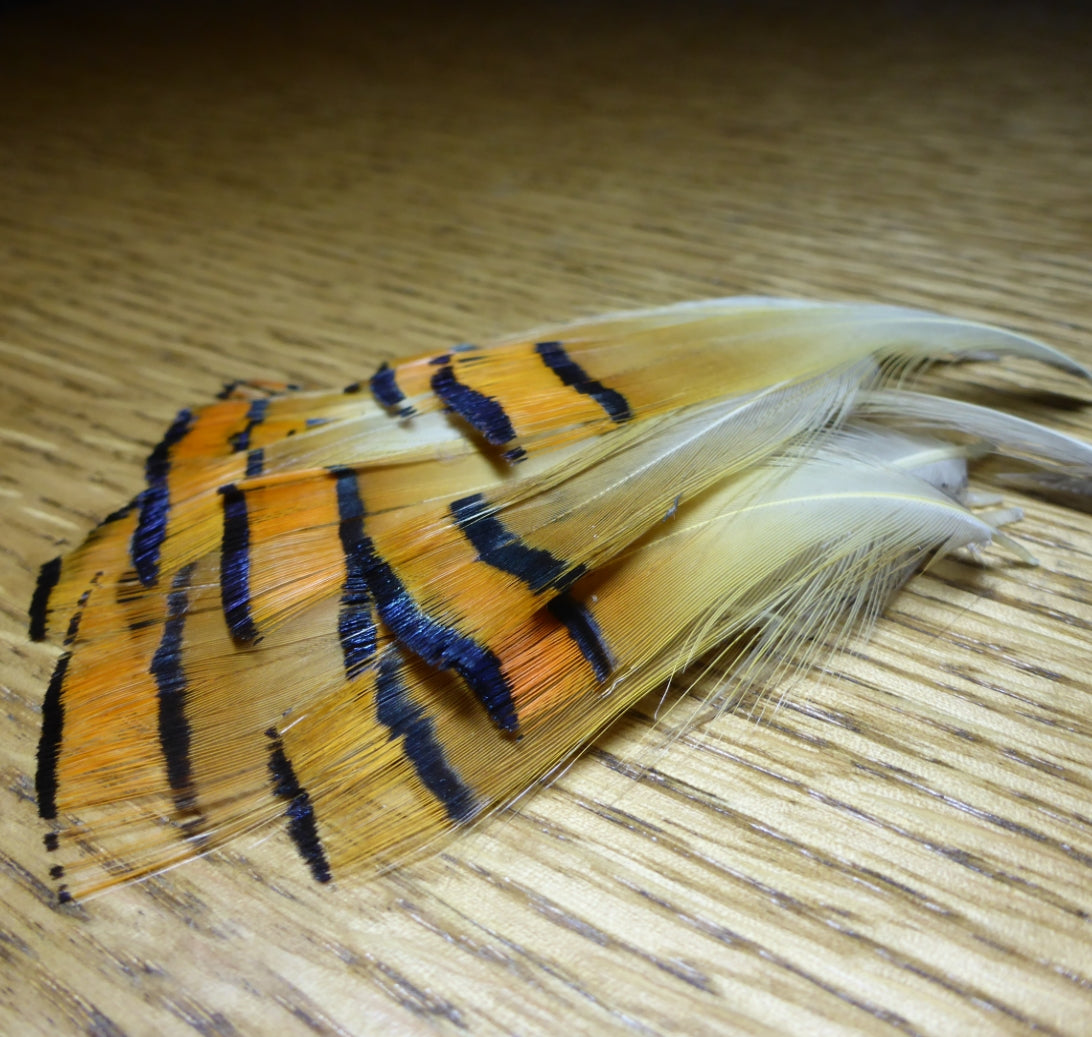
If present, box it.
[2,2,1091,1034]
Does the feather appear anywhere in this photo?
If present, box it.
[27,298,1092,902]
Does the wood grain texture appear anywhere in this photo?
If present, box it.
[1,2,1090,1034]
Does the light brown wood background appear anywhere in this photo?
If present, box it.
[2,2,1090,1034]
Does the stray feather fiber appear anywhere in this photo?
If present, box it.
[28,298,1092,901]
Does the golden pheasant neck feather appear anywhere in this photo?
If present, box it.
[28,297,1092,901]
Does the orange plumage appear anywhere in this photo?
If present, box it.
[29,298,1092,901]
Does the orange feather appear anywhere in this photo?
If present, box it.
[28,298,1091,901]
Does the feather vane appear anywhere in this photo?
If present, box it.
[28,298,1092,900]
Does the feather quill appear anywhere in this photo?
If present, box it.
[28,298,1092,901]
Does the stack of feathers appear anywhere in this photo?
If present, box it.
[28,298,1092,902]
